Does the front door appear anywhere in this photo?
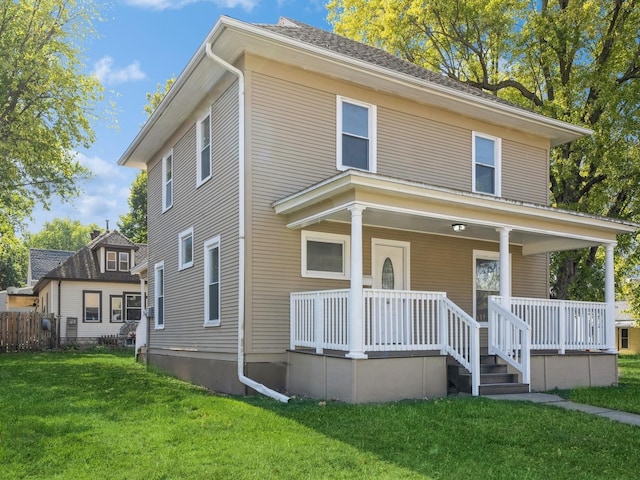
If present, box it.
[372,239,410,345]
[474,251,500,323]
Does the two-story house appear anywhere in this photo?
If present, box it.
[33,230,147,344]
[118,17,635,403]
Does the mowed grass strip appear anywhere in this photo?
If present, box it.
[0,350,638,480]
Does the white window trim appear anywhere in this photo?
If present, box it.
[472,250,511,325]
[119,251,130,271]
[154,261,165,330]
[301,230,351,280]
[106,251,117,271]
[472,131,501,196]
[336,96,377,173]
[204,235,221,327]
[196,110,212,187]
[178,227,194,271]
[162,150,173,212]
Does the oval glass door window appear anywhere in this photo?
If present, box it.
[381,257,394,289]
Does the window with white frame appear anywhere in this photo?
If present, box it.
[162,152,173,211]
[337,96,376,172]
[472,132,501,196]
[204,236,220,326]
[301,231,350,280]
[155,261,165,329]
[83,290,102,323]
[119,252,130,271]
[178,227,194,270]
[106,251,117,271]
[110,295,123,322]
[197,113,211,185]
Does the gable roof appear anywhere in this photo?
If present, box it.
[29,249,75,284]
[33,231,146,293]
[118,16,592,170]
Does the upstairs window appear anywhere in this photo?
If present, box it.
[106,251,117,271]
[119,252,130,271]
[473,132,501,196]
[178,227,194,270]
[337,96,376,172]
[197,113,211,185]
[162,151,173,211]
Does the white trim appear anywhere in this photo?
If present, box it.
[473,250,511,322]
[118,251,130,272]
[472,132,501,196]
[196,109,212,187]
[154,261,165,330]
[106,251,117,271]
[371,238,411,290]
[203,235,221,327]
[178,227,194,271]
[336,96,377,173]
[301,230,351,280]
[162,150,173,212]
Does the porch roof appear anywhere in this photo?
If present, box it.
[273,170,637,255]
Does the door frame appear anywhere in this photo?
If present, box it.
[473,249,511,324]
[371,238,411,290]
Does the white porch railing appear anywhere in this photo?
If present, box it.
[492,296,607,353]
[488,299,530,387]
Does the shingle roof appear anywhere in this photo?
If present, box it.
[29,249,75,283]
[254,18,519,111]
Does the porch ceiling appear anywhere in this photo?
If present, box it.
[273,171,637,255]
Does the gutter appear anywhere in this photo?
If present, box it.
[205,42,290,403]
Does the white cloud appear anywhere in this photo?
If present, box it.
[93,56,146,86]
[75,152,126,180]
[123,0,258,12]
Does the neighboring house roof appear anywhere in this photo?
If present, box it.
[616,301,636,327]
[33,231,147,293]
[29,249,75,284]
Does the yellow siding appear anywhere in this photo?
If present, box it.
[617,327,640,354]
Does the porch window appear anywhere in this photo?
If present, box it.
[83,291,102,323]
[337,96,376,172]
[154,261,165,329]
[197,112,211,185]
[301,231,350,280]
[472,132,501,196]
[178,227,194,270]
[204,236,220,326]
[106,251,117,271]
[621,328,629,350]
[162,151,173,211]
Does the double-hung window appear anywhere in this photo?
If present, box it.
[472,132,501,196]
[83,291,102,323]
[337,96,376,172]
[110,295,123,322]
[155,261,165,329]
[119,252,130,271]
[179,227,194,270]
[197,113,211,185]
[125,293,142,321]
[162,152,173,211]
[301,231,350,280]
[204,236,220,326]
[106,251,117,271]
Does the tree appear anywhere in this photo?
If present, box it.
[118,77,175,244]
[328,0,640,302]
[0,0,103,230]
[0,222,28,289]
[24,218,99,251]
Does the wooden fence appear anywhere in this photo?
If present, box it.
[0,312,58,353]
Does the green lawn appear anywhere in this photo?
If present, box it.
[1,350,639,480]
[559,354,640,414]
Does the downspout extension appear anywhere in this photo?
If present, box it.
[205,42,290,403]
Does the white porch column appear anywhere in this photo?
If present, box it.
[497,227,512,301]
[605,242,616,352]
[346,204,367,359]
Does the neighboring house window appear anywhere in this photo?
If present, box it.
[106,251,117,271]
[162,151,173,211]
[197,112,211,185]
[179,227,194,270]
[472,132,501,196]
[83,291,102,323]
[336,96,377,172]
[301,231,350,280]
[204,236,220,326]
[155,262,165,329]
[125,293,142,321]
[119,252,130,271]
[621,328,629,350]
[110,295,123,322]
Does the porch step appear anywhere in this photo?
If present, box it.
[448,355,529,396]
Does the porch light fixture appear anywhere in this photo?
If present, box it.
[452,223,466,232]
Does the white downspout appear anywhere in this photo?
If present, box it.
[205,42,289,403]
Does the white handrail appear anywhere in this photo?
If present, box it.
[488,298,530,387]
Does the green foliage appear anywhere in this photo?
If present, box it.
[0,0,103,230]
[117,171,147,243]
[143,77,175,119]
[328,0,640,300]
[24,218,99,251]
[0,222,28,289]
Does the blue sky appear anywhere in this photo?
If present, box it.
[26,0,330,235]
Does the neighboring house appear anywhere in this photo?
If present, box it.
[32,230,147,344]
[615,301,640,354]
[118,17,636,403]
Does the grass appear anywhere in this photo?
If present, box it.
[1,350,639,480]
[558,354,640,414]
